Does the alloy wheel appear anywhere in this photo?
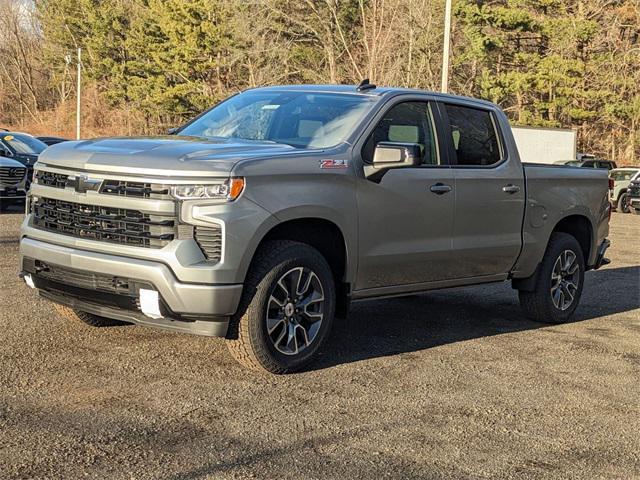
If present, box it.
[550,250,580,311]
[265,267,325,355]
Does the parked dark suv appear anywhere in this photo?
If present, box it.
[628,179,640,214]
[0,132,48,183]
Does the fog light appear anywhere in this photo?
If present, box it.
[139,289,163,319]
[23,274,35,289]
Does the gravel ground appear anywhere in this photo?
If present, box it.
[1,207,639,479]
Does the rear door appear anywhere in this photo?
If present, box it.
[355,98,456,290]
[438,102,525,279]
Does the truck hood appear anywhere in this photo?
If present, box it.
[37,136,299,177]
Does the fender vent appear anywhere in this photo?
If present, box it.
[194,225,222,262]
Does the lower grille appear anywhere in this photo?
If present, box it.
[32,197,176,248]
[0,166,26,185]
[24,258,134,295]
[194,225,223,262]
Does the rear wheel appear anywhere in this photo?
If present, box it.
[53,303,125,327]
[518,232,585,324]
[226,240,336,374]
[617,192,631,213]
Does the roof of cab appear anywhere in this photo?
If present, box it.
[251,84,498,108]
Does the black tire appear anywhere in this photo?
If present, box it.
[518,232,585,324]
[53,303,125,327]
[617,192,631,213]
[226,240,336,374]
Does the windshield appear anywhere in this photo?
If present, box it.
[2,133,47,155]
[179,91,378,149]
[610,170,638,181]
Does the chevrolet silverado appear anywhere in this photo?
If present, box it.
[19,83,611,373]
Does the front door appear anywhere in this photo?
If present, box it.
[355,100,455,291]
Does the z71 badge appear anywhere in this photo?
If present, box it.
[319,159,348,169]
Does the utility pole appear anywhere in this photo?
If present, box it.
[76,48,82,140]
[441,0,453,93]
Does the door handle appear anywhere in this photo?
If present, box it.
[430,183,452,195]
[502,184,521,194]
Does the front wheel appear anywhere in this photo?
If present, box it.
[617,192,631,213]
[518,232,585,324]
[226,240,336,374]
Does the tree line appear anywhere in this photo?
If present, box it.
[0,0,638,164]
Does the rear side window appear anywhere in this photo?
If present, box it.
[444,104,502,166]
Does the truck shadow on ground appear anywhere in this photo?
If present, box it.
[312,266,640,371]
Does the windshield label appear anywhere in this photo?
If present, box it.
[320,159,348,169]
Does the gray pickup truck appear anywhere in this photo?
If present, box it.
[19,84,611,373]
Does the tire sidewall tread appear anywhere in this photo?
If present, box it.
[226,240,336,374]
[518,232,585,324]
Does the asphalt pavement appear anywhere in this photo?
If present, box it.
[1,207,638,479]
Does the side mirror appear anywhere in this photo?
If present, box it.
[166,127,180,135]
[0,148,11,158]
[372,141,421,169]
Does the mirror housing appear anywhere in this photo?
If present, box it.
[365,142,421,181]
[372,142,421,169]
[166,127,180,135]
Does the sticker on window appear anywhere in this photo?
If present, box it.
[319,159,348,169]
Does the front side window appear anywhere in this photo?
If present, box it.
[444,104,502,166]
[362,101,439,165]
[179,91,378,149]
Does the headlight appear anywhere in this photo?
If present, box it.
[170,177,244,201]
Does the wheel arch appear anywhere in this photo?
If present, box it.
[513,213,595,292]
[551,214,593,265]
[239,214,354,317]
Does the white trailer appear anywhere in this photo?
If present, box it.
[511,126,576,165]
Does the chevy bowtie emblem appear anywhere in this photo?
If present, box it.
[66,175,102,193]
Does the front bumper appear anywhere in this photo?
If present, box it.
[0,187,27,200]
[20,237,243,337]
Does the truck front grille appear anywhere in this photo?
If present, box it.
[32,197,176,248]
[0,166,26,185]
[194,225,223,262]
[100,180,171,199]
[629,182,640,197]
[35,172,171,199]
[36,171,68,188]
